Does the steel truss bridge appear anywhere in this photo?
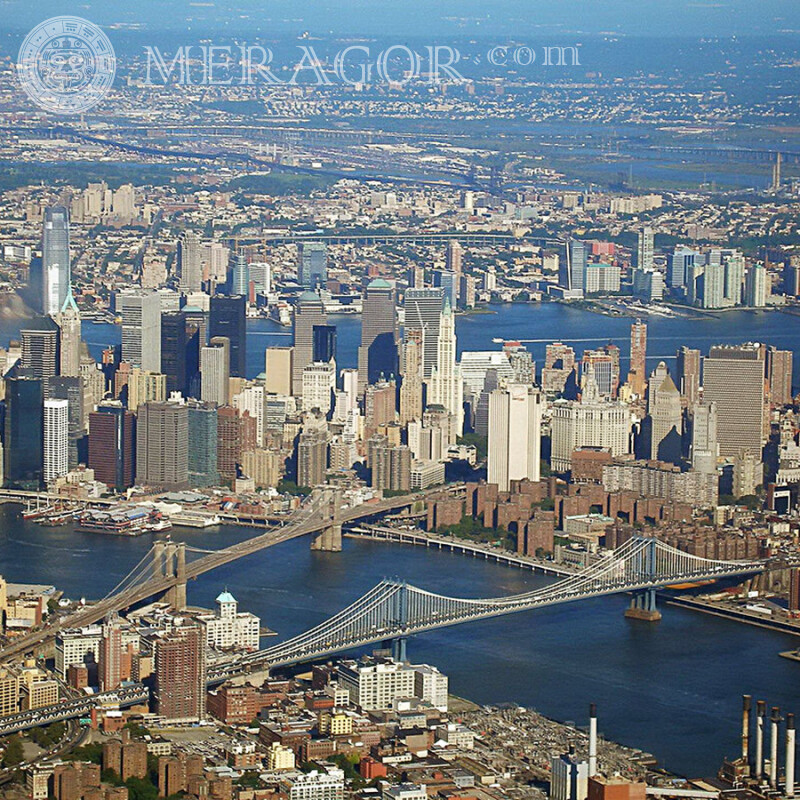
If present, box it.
[208,535,768,682]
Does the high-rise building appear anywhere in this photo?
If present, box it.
[56,291,81,377]
[117,291,162,373]
[542,342,577,396]
[433,270,458,308]
[358,279,399,391]
[127,367,166,413]
[487,384,543,492]
[297,428,328,487]
[217,406,257,480]
[703,344,765,457]
[313,325,337,364]
[88,403,136,490]
[187,400,219,486]
[231,252,250,297]
[20,317,60,380]
[399,329,424,425]
[302,361,336,416]
[200,337,230,406]
[4,376,43,490]
[178,231,202,293]
[249,262,271,296]
[292,292,327,396]
[43,398,69,484]
[702,261,725,309]
[647,363,682,465]
[47,376,84,470]
[298,242,328,289]
[404,287,444,379]
[203,241,230,285]
[690,400,718,474]
[232,384,265,446]
[766,346,793,406]
[676,346,701,406]
[265,347,293,396]
[560,239,586,294]
[135,398,189,489]
[160,311,190,396]
[209,295,246,378]
[42,206,70,315]
[550,753,589,800]
[668,246,697,289]
[153,622,206,723]
[636,226,654,271]
[745,265,768,307]
[99,615,123,692]
[628,319,647,397]
[446,240,463,274]
[426,300,464,437]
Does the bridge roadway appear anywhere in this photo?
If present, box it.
[0,490,432,664]
[345,525,574,577]
[207,536,769,682]
[0,685,149,737]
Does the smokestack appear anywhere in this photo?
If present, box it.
[742,695,752,764]
[756,700,766,780]
[771,706,781,789]
[787,713,796,798]
[589,703,598,778]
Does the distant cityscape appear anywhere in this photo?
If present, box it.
[1,5,800,800]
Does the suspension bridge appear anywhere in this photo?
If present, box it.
[0,488,433,663]
[206,535,769,682]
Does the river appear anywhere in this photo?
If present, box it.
[1,302,800,775]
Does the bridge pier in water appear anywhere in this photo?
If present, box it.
[151,540,187,610]
[310,488,343,552]
[624,588,662,622]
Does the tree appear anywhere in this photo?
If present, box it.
[2,736,24,767]
[124,777,158,800]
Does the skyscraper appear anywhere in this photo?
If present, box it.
[766,346,793,407]
[4,376,44,490]
[628,319,647,397]
[676,346,701,406]
[647,363,682,465]
[88,402,136,490]
[200,337,230,407]
[231,252,250,297]
[21,317,60,380]
[427,300,464,437]
[292,292,327,396]
[209,295,246,378]
[160,311,190,396]
[178,231,202,293]
[47,376,84,470]
[745,265,768,307]
[703,344,765,457]
[399,328,424,425]
[56,291,81,377]
[358,279,399,391]
[216,406,257,480]
[154,622,206,724]
[560,239,586,295]
[187,400,220,487]
[446,240,463,274]
[487,384,543,492]
[636,226,654,271]
[690,400,718,475]
[265,347,293,396]
[313,324,337,364]
[297,242,327,289]
[297,428,328,487]
[668,246,697,290]
[404,287,444,380]
[117,291,162,373]
[135,398,189,489]
[42,206,70,315]
[43,399,69,484]
[99,615,123,692]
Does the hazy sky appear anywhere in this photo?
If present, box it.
[0,0,798,37]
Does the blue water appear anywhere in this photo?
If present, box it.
[0,508,798,778]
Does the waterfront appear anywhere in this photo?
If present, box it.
[0,505,798,778]
[66,302,800,385]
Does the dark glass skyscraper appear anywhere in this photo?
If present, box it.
[209,295,246,378]
[88,402,136,490]
[298,242,327,289]
[313,324,337,363]
[4,375,44,490]
[161,311,189,395]
[187,400,219,486]
[20,316,60,380]
[357,278,398,390]
[47,376,84,469]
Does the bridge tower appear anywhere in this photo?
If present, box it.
[310,488,343,552]
[151,539,188,610]
[624,538,662,622]
[387,582,409,662]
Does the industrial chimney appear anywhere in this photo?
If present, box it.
[756,700,766,781]
[742,695,752,765]
[771,706,781,789]
[787,713,796,798]
[589,703,598,778]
